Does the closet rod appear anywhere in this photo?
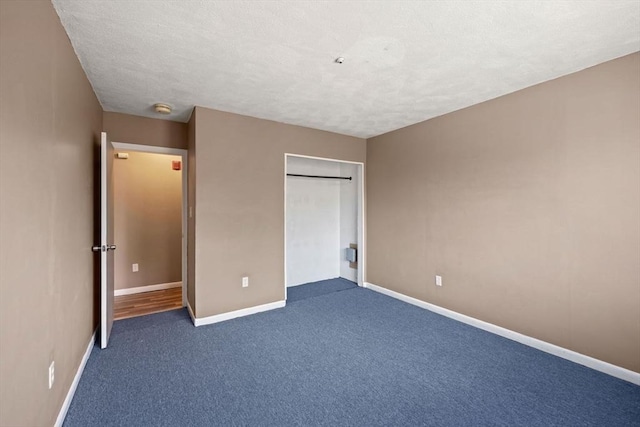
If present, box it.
[286,173,352,181]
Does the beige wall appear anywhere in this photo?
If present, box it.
[0,1,103,426]
[192,107,366,317]
[104,111,188,149]
[367,53,640,372]
[114,152,182,290]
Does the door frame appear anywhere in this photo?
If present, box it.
[112,142,189,307]
[283,153,366,301]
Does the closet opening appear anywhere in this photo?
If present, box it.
[284,154,364,303]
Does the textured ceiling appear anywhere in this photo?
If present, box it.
[52,0,640,138]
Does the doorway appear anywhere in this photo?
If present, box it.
[284,154,365,302]
[111,142,188,319]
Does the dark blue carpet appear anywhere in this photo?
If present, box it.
[287,277,357,302]
[64,286,640,426]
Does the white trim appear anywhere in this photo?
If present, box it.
[191,300,286,327]
[284,153,366,301]
[112,142,184,156]
[363,282,640,386]
[284,155,287,301]
[187,300,196,325]
[284,153,364,165]
[55,329,96,427]
[357,161,365,287]
[114,281,182,296]
[284,155,288,301]
[181,151,188,308]
[111,141,189,308]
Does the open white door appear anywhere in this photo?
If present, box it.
[92,132,115,349]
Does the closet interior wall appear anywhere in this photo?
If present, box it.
[286,156,358,287]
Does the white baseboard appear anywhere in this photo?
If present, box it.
[55,329,96,427]
[114,281,182,296]
[192,300,286,327]
[363,282,640,386]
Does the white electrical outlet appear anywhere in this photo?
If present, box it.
[48,361,55,389]
[132,263,139,272]
[242,276,249,288]
[435,275,443,287]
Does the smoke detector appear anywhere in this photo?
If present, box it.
[153,103,172,114]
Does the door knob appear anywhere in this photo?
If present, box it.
[107,245,117,251]
[92,245,104,252]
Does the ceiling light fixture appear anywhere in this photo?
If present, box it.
[335,57,345,64]
[153,103,172,114]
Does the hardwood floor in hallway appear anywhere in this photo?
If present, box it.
[114,287,183,320]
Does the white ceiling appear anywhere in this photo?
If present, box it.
[52,0,640,139]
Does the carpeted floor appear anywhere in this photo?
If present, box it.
[287,277,357,302]
[64,284,640,426]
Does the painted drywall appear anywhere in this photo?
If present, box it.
[286,157,341,286]
[192,107,366,317]
[103,111,188,149]
[366,53,640,373]
[113,152,182,290]
[0,1,103,426]
[339,162,359,282]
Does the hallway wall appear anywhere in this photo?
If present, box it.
[113,152,182,291]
